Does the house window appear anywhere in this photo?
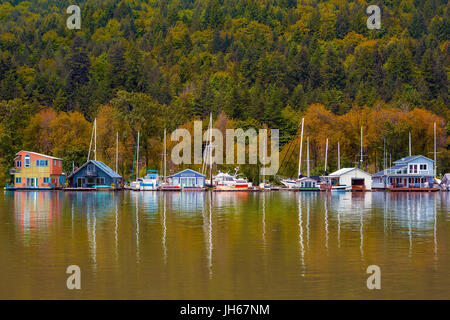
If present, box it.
[16,160,22,168]
[43,177,49,184]
[15,177,22,184]
[87,164,95,173]
[96,177,105,185]
[53,160,56,166]
[409,164,418,174]
[24,155,30,168]
[37,160,48,167]
[419,164,427,171]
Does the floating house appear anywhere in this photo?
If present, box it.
[321,168,372,191]
[167,169,206,190]
[298,176,321,191]
[67,160,123,190]
[7,151,65,190]
[372,155,437,191]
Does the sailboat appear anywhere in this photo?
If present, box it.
[159,128,180,191]
[259,132,272,190]
[201,114,253,191]
[298,137,320,191]
[128,131,141,191]
[280,118,304,189]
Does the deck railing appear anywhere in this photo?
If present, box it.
[389,183,431,189]
[384,169,434,175]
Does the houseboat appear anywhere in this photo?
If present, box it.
[321,168,372,192]
[298,176,321,191]
[5,151,65,190]
[67,160,123,191]
[166,169,206,191]
[372,155,438,191]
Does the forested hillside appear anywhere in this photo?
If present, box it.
[0,0,448,183]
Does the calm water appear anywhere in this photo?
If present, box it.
[0,190,448,299]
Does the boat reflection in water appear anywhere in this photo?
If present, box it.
[1,190,448,299]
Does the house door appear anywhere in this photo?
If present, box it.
[26,177,36,187]
[77,178,84,188]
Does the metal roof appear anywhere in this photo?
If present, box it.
[329,168,356,176]
[168,169,205,178]
[373,164,407,177]
[328,167,372,177]
[16,150,62,160]
[93,161,122,178]
[68,160,121,179]
[393,155,434,164]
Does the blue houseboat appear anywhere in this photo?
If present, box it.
[372,155,437,191]
[67,160,123,190]
[167,169,206,190]
[298,176,321,191]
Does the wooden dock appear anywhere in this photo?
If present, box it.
[63,187,121,192]
[388,187,440,192]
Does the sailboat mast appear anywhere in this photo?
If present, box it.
[298,118,304,178]
[116,132,118,173]
[164,128,167,182]
[360,126,363,168]
[324,138,328,173]
[263,134,267,184]
[88,120,94,161]
[409,131,412,157]
[136,131,140,181]
[307,136,310,177]
[337,141,340,171]
[94,118,97,161]
[434,122,437,175]
[209,113,213,187]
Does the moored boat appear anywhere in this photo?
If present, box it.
[140,170,159,190]
[331,184,349,192]
[213,171,253,191]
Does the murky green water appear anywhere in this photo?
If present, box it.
[0,190,448,299]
